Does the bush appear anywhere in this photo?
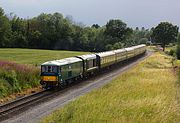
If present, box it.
[0,61,40,97]
[176,45,180,60]
[168,49,176,56]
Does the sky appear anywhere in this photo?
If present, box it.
[0,0,180,28]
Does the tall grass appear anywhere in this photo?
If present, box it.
[41,52,180,123]
[0,60,39,98]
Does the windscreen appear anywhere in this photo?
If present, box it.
[41,66,58,73]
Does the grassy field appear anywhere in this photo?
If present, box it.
[41,52,180,123]
[0,48,88,66]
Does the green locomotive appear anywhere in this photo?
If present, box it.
[40,57,83,88]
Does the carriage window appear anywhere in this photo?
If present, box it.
[87,60,94,68]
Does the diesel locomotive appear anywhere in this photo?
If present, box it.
[40,44,146,89]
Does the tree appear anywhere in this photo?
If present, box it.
[92,24,100,29]
[131,28,151,45]
[10,16,28,48]
[152,22,179,51]
[105,19,127,40]
[0,7,152,51]
[0,7,11,47]
[104,19,133,46]
[176,33,180,59]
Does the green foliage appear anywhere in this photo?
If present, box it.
[139,38,148,44]
[152,22,179,51]
[104,19,133,46]
[0,7,136,52]
[105,19,127,39]
[177,47,180,60]
[0,8,11,47]
[176,34,180,60]
[168,49,176,56]
[105,44,113,50]
[0,6,179,53]
[0,62,39,98]
[91,24,100,29]
[126,27,151,47]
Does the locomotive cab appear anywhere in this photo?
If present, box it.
[40,57,83,89]
[40,65,60,89]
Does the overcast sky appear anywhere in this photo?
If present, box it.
[1,0,180,28]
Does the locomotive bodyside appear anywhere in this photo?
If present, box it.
[40,57,83,89]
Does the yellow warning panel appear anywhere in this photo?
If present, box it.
[42,76,57,81]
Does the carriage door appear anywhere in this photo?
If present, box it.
[68,65,72,78]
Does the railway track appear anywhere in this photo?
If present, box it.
[0,81,84,121]
[0,90,53,121]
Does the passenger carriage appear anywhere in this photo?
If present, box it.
[96,51,116,69]
[114,48,127,63]
[125,47,135,59]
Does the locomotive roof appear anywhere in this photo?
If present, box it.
[77,54,96,60]
[41,57,82,66]
[96,51,115,57]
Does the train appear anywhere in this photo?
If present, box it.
[40,44,146,89]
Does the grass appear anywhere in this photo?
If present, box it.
[40,52,180,123]
[0,48,88,66]
[175,60,180,66]
[165,46,176,52]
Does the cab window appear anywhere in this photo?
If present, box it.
[41,66,58,73]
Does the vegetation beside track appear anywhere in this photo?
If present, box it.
[0,48,87,66]
[0,61,39,102]
[41,52,180,123]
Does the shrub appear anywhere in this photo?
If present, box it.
[168,49,176,56]
[176,45,180,60]
[0,61,40,97]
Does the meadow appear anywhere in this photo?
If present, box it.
[0,48,88,66]
[41,52,180,123]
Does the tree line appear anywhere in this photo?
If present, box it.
[0,7,179,53]
[0,7,152,52]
